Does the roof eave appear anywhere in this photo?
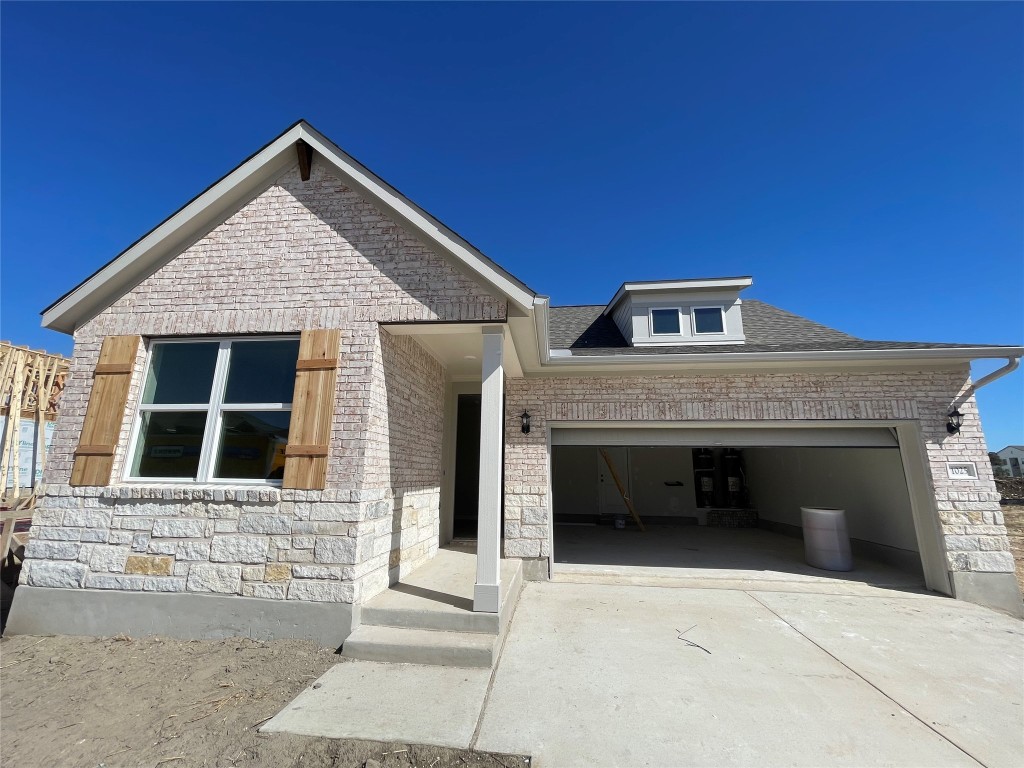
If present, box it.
[295,123,536,314]
[544,345,1024,367]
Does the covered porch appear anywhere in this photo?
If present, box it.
[383,321,523,615]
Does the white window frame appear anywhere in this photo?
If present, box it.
[649,307,683,336]
[691,306,726,335]
[124,335,298,485]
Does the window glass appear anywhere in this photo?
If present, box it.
[693,307,725,334]
[142,343,219,404]
[131,337,297,484]
[214,411,291,480]
[651,308,681,335]
[224,340,300,404]
[130,411,207,478]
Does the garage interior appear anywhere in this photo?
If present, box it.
[551,428,928,590]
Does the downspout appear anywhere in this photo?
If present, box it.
[953,357,1021,409]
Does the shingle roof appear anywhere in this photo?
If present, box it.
[548,300,1001,355]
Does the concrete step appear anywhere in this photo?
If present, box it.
[360,602,500,634]
[359,553,524,636]
[341,624,497,668]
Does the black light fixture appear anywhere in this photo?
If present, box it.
[520,410,531,434]
[946,407,964,435]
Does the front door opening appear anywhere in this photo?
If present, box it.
[452,394,481,539]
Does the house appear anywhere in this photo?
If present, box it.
[7,121,1023,654]
[995,446,1024,478]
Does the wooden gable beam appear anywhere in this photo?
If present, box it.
[296,139,313,181]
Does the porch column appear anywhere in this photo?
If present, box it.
[474,326,504,613]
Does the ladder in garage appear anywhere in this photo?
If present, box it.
[599,448,645,531]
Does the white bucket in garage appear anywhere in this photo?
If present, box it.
[801,507,853,571]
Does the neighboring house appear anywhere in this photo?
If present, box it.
[8,121,1023,647]
[996,446,1024,478]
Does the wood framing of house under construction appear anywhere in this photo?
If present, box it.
[1,341,69,507]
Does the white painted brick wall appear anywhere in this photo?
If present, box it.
[27,156,1012,612]
[504,368,1013,574]
[26,163,493,604]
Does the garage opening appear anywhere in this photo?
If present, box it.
[550,427,928,590]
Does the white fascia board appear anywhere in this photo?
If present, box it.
[540,346,1024,369]
[42,127,304,334]
[296,124,535,315]
[43,121,536,334]
[508,311,544,372]
[604,276,754,315]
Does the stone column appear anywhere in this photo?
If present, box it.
[474,326,504,613]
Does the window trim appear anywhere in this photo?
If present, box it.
[691,306,726,335]
[648,307,683,336]
[124,335,298,486]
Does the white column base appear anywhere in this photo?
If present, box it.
[473,583,500,613]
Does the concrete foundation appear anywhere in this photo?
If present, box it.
[520,557,549,581]
[950,571,1024,618]
[4,586,358,648]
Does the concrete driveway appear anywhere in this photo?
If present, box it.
[266,581,1024,767]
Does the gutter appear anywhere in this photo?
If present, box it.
[540,346,1024,366]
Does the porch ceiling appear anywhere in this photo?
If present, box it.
[382,322,523,380]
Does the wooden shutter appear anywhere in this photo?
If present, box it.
[283,329,341,490]
[70,335,140,487]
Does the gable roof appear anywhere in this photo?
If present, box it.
[42,120,536,333]
[548,300,1012,356]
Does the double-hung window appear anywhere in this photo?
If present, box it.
[127,337,300,483]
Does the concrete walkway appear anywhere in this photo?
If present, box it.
[264,580,1024,767]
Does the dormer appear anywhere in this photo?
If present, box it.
[604,276,753,346]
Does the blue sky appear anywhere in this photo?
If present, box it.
[2,2,1022,449]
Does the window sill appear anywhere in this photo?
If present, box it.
[99,484,283,503]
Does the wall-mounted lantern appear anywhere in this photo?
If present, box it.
[946,407,964,435]
[520,410,531,434]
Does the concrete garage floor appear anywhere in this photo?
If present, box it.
[265,581,1023,768]
[554,524,926,592]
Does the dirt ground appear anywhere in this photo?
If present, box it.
[0,633,529,768]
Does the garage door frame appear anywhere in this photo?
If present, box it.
[544,419,951,595]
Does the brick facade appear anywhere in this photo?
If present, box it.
[504,369,1015,578]
[22,157,1017,619]
[23,163,499,605]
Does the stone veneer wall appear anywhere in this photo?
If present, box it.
[503,368,1016,584]
[22,162,501,606]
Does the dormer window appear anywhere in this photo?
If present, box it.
[650,308,681,335]
[693,307,725,335]
[604,276,751,347]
